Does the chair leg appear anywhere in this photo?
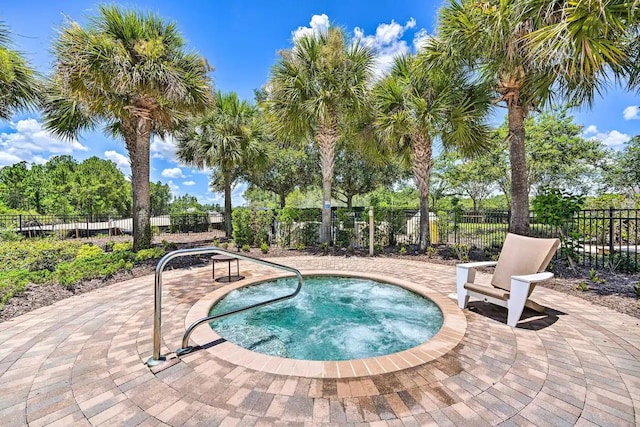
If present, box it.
[456,267,472,309]
[507,279,530,327]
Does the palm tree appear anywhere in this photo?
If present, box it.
[42,5,213,250]
[373,54,490,250]
[523,0,638,103]
[0,22,39,120]
[267,27,374,243]
[429,0,562,235]
[175,91,270,237]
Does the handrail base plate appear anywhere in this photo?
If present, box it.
[146,355,167,367]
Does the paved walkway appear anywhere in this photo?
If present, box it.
[1,256,639,426]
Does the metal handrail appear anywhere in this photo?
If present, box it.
[146,247,303,367]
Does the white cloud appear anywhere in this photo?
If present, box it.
[104,150,131,177]
[183,180,196,186]
[353,18,420,78]
[0,118,88,167]
[151,135,178,160]
[590,130,631,147]
[292,14,329,41]
[623,105,640,120]
[584,125,598,134]
[413,28,431,52]
[167,180,180,194]
[161,167,185,178]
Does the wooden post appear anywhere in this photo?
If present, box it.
[369,207,374,256]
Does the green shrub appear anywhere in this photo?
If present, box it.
[241,244,251,252]
[260,242,269,254]
[161,240,177,251]
[0,269,31,308]
[0,228,23,242]
[54,251,134,288]
[77,244,104,259]
[169,213,209,233]
[221,242,229,250]
[135,247,165,261]
[399,246,407,255]
[0,239,81,272]
[232,208,274,247]
[112,242,132,252]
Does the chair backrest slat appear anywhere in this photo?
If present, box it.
[491,233,560,292]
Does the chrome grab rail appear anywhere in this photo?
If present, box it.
[146,247,303,367]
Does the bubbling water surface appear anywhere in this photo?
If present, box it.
[209,276,443,361]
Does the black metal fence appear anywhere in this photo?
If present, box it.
[2,208,638,271]
[0,213,225,238]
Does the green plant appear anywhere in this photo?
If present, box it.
[399,246,407,255]
[54,251,134,288]
[112,242,133,252]
[221,242,229,250]
[134,247,165,261]
[0,228,23,242]
[77,244,104,259]
[161,240,178,251]
[374,243,383,254]
[320,242,329,254]
[575,282,589,292]
[633,283,640,299]
[104,241,114,252]
[452,243,470,261]
[213,239,220,247]
[241,244,250,252]
[532,188,585,272]
[260,242,269,254]
[295,243,305,251]
[425,246,436,258]
[589,268,605,284]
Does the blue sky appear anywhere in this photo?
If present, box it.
[1,0,638,206]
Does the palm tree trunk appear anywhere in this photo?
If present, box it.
[317,122,337,244]
[128,118,152,251]
[223,169,233,238]
[507,104,529,235]
[412,134,433,251]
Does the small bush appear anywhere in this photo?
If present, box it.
[0,228,23,242]
[425,246,436,258]
[77,244,104,259]
[161,240,177,251]
[399,246,407,255]
[135,247,165,261]
[241,244,251,252]
[54,251,134,288]
[221,242,229,250]
[295,243,305,251]
[112,242,132,252]
[260,242,269,254]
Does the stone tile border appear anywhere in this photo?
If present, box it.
[183,269,467,379]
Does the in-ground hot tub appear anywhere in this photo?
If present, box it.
[184,270,467,378]
[209,276,444,361]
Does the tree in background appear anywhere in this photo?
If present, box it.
[170,194,202,213]
[267,26,374,243]
[447,152,501,212]
[426,1,554,234]
[176,91,269,237]
[0,22,39,120]
[332,142,400,209]
[150,182,172,216]
[373,54,490,249]
[0,156,132,216]
[244,143,317,208]
[603,136,640,205]
[43,5,213,250]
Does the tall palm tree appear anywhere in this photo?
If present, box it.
[429,0,561,235]
[0,22,39,120]
[43,5,213,250]
[176,91,270,237]
[523,0,638,103]
[267,27,374,243]
[373,54,490,250]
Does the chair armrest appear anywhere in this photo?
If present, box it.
[511,272,554,283]
[456,261,498,270]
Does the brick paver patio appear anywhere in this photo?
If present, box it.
[1,256,639,426]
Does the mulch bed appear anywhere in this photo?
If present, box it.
[1,235,638,322]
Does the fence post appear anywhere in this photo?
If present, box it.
[369,207,374,256]
[608,206,615,256]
